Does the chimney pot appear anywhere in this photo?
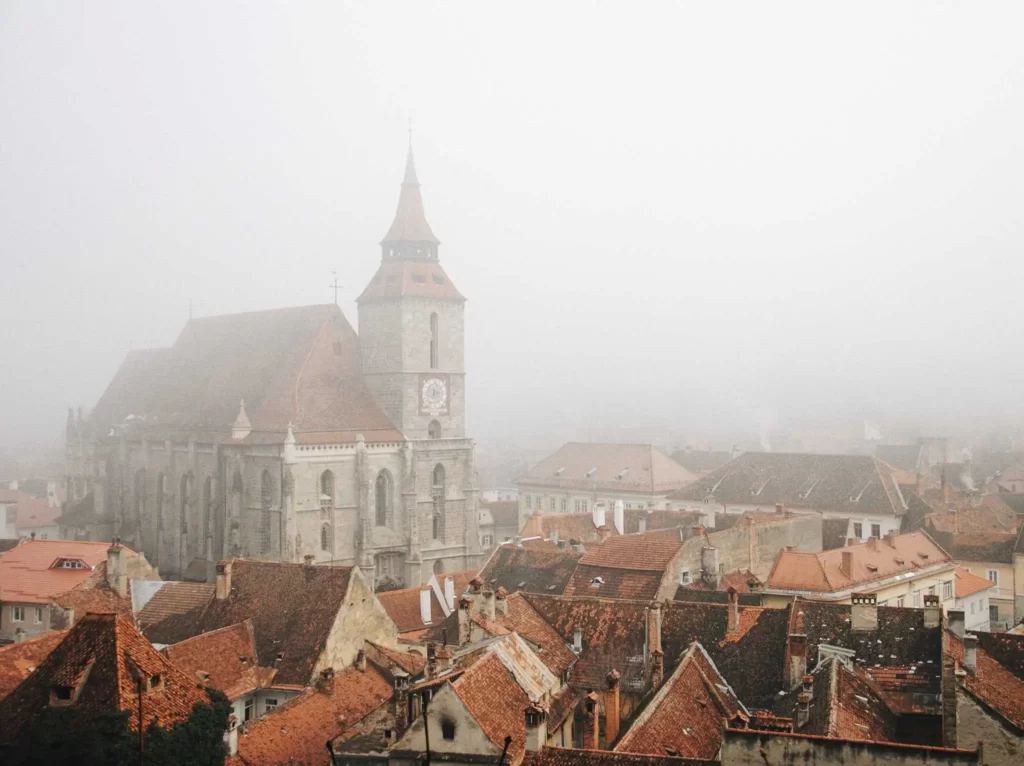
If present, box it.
[851,593,878,632]
[841,550,854,578]
[604,670,622,743]
[963,634,978,674]
[727,588,739,633]
[303,554,315,566]
[216,561,233,600]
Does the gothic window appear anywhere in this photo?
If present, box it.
[180,473,193,535]
[133,469,146,525]
[428,420,442,439]
[321,523,332,552]
[319,471,335,511]
[375,471,392,527]
[156,473,165,530]
[201,477,212,556]
[259,470,273,555]
[433,559,445,576]
[431,464,445,541]
[429,313,439,370]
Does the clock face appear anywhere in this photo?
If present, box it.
[421,378,448,410]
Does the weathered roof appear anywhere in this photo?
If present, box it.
[518,443,695,494]
[798,656,898,742]
[12,492,61,531]
[357,258,464,303]
[670,452,905,518]
[616,642,746,759]
[767,531,952,595]
[501,593,578,679]
[953,566,994,599]
[931,530,1018,564]
[972,632,1024,682]
[874,444,924,472]
[139,560,357,687]
[478,544,583,596]
[378,586,445,634]
[0,613,211,746]
[481,499,520,529]
[946,630,1024,731]
[235,665,393,766]
[163,620,272,700]
[136,581,217,641]
[0,539,135,605]
[365,641,427,677]
[925,496,1020,535]
[0,629,68,702]
[523,749,711,766]
[90,304,399,440]
[671,449,736,475]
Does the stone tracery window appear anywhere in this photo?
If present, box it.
[320,470,335,512]
[259,470,273,555]
[375,471,392,527]
[431,464,446,541]
[429,313,439,370]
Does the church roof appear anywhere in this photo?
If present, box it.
[357,258,465,303]
[381,148,440,245]
[91,304,400,442]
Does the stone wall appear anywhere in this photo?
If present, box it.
[720,729,980,765]
[956,688,1022,766]
[316,568,398,678]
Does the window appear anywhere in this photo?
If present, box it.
[148,673,162,692]
[560,498,567,512]
[987,570,999,587]
[431,464,446,541]
[482,534,494,547]
[428,419,442,439]
[429,313,439,369]
[896,596,904,607]
[259,470,273,555]
[441,720,456,740]
[853,522,863,539]
[55,559,87,570]
[970,600,976,614]
[375,471,392,527]
[320,471,334,511]
[264,698,279,713]
[320,523,332,552]
[912,590,921,607]
[244,698,254,722]
[34,607,43,623]
[928,585,936,596]
[871,523,881,539]
[52,685,73,702]
[12,606,24,622]
[525,494,532,509]
[943,581,953,600]
[581,499,588,513]
[549,497,556,512]
[990,605,1000,623]
[180,473,193,535]
[680,569,692,585]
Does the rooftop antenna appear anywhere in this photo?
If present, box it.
[329,271,343,305]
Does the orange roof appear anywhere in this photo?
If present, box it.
[366,642,427,676]
[235,665,392,766]
[164,620,272,700]
[0,539,135,605]
[946,631,1024,730]
[767,531,952,594]
[577,528,684,572]
[452,652,531,762]
[953,567,994,599]
[0,629,68,702]
[357,258,464,303]
[0,613,211,744]
[12,493,61,531]
[378,586,444,634]
[926,496,1020,535]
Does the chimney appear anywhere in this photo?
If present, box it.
[393,670,411,736]
[426,643,437,680]
[495,587,508,617]
[941,654,958,747]
[435,646,453,673]
[581,693,599,750]
[851,593,878,632]
[638,516,647,534]
[604,670,621,744]
[593,503,606,530]
[420,588,433,626]
[458,596,471,646]
[947,609,965,638]
[846,537,856,547]
[613,500,624,536]
[867,537,879,551]
[796,692,811,728]
[215,561,233,600]
[802,674,814,698]
[303,554,315,566]
[840,550,853,578]
[727,588,740,633]
[923,593,941,628]
[651,648,665,689]
[572,627,583,653]
[597,526,612,544]
[701,545,721,589]
[444,576,456,612]
[525,705,548,752]
[354,649,366,671]
[787,611,808,688]
[647,602,663,657]
[775,502,784,515]
[479,588,496,621]
[883,531,897,548]
[316,667,335,693]
[550,528,559,545]
[106,538,127,598]
[963,634,978,674]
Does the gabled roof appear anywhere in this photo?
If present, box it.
[518,443,695,494]
[946,630,1024,731]
[670,449,736,476]
[924,496,1020,535]
[478,544,583,596]
[136,581,217,642]
[235,664,393,766]
[378,586,445,634]
[163,620,272,700]
[670,452,905,518]
[953,566,994,599]
[616,642,746,759]
[0,539,135,605]
[0,613,211,745]
[139,560,357,687]
[500,593,578,679]
[798,657,898,742]
[767,531,952,595]
[0,629,69,702]
[90,304,399,440]
[874,444,924,473]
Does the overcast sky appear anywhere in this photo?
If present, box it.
[2,1,1023,453]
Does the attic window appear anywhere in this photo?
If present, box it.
[866,564,878,572]
[432,275,446,285]
[918,552,930,560]
[441,720,456,740]
[680,569,693,586]
[894,558,905,565]
[148,673,163,692]
[54,559,88,570]
[589,576,604,587]
[51,685,74,702]
[412,273,427,284]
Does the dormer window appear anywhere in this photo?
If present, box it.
[51,685,74,702]
[572,628,583,652]
[53,558,88,570]
[148,673,163,692]
[680,569,693,586]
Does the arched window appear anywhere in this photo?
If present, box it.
[433,559,445,576]
[375,471,392,527]
[201,477,212,557]
[259,470,273,555]
[321,523,332,552]
[133,469,146,524]
[431,464,445,541]
[428,420,442,439]
[319,471,334,511]
[156,473,165,531]
[429,313,439,370]
[180,473,193,534]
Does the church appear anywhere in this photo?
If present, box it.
[63,147,482,588]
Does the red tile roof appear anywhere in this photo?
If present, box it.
[379,149,440,245]
[953,566,993,598]
[925,496,1020,535]
[0,539,136,605]
[235,665,392,765]
[0,629,68,702]
[501,593,578,679]
[524,748,710,765]
[767,531,952,594]
[946,630,1024,731]
[378,586,443,634]
[137,581,217,639]
[617,642,745,759]
[518,443,695,494]
[366,642,427,676]
[357,259,464,303]
[801,657,898,742]
[0,613,211,745]
[564,566,665,601]
[576,529,685,572]
[479,544,583,596]
[452,652,531,762]
[163,620,270,700]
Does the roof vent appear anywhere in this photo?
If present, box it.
[553,467,566,476]
[584,468,597,478]
[918,552,929,560]
[615,468,630,480]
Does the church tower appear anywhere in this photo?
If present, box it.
[358,146,467,440]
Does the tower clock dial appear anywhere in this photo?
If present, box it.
[421,377,448,410]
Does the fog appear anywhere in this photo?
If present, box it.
[2,2,1023,459]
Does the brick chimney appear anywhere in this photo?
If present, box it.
[604,670,621,745]
[840,550,853,578]
[651,648,664,689]
[947,609,965,638]
[787,611,808,689]
[923,593,941,628]
[425,643,437,680]
[495,587,508,617]
[215,561,233,600]
[458,596,471,646]
[393,670,411,736]
[303,554,315,566]
[525,704,547,752]
[581,693,599,749]
[106,538,128,598]
[435,646,453,673]
[727,588,740,634]
[851,593,878,632]
[883,531,897,548]
[479,588,496,621]
[941,654,958,747]
[963,634,978,674]
[647,602,663,658]
[597,525,612,544]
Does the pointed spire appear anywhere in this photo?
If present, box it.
[381,140,439,251]
[232,399,252,440]
[403,145,419,185]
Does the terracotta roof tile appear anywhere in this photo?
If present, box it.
[0,629,68,702]
[501,593,577,679]
[953,566,994,598]
[798,657,898,742]
[564,566,665,601]
[0,539,136,605]
[163,620,269,699]
[137,581,217,642]
[523,749,711,765]
[972,632,1024,681]
[947,631,1024,730]
[478,544,583,596]
[377,586,443,634]
[0,613,211,745]
[518,443,695,494]
[576,529,685,572]
[452,652,531,762]
[366,642,426,676]
[236,665,392,765]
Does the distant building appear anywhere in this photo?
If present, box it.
[670,446,739,478]
[478,499,519,549]
[952,567,995,632]
[516,443,695,529]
